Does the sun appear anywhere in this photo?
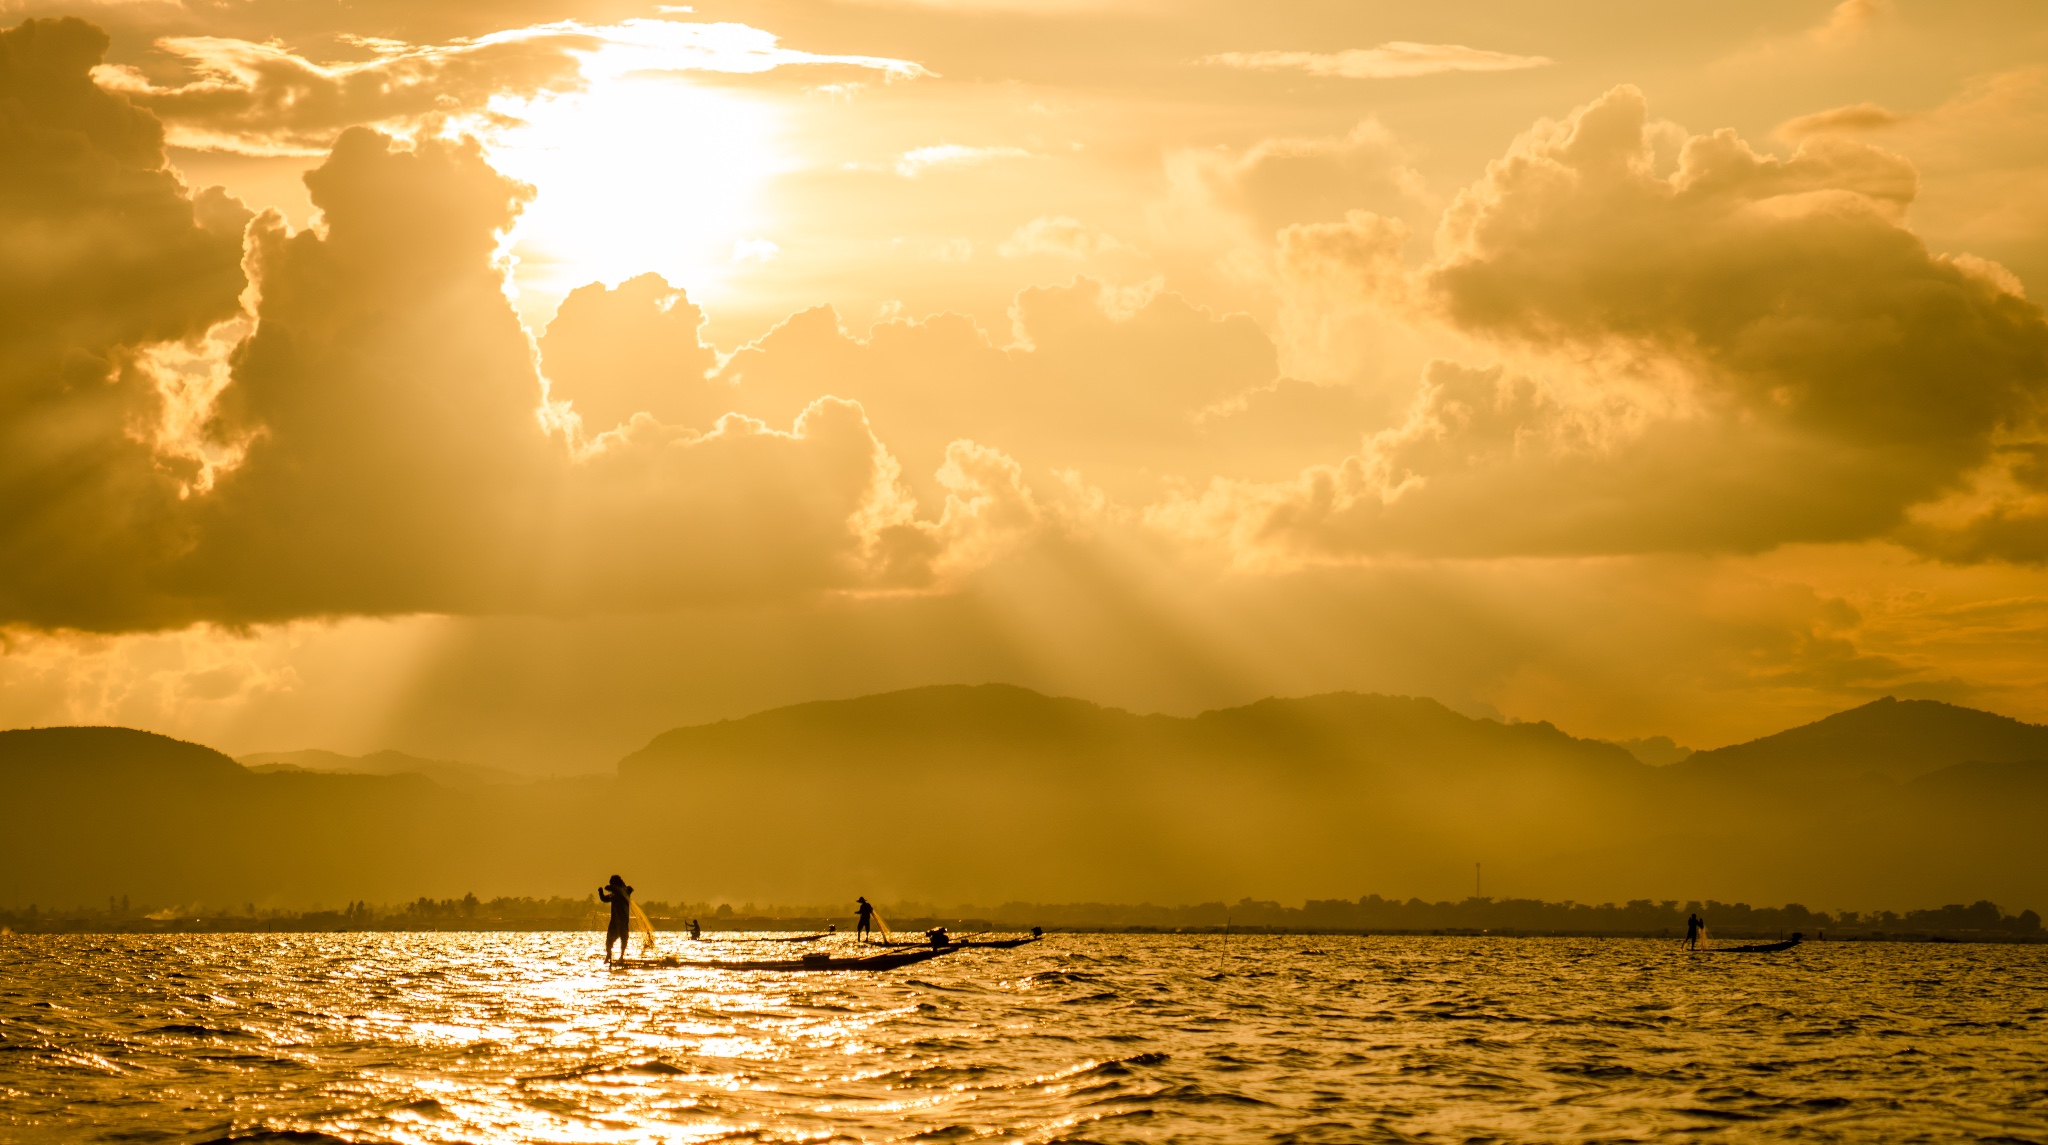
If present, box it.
[479,72,787,328]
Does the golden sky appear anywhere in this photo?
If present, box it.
[2,0,2046,770]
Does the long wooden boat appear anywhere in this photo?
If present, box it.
[612,948,951,972]
[1705,936,1802,953]
[688,932,829,944]
[868,933,1044,950]
[950,934,1044,949]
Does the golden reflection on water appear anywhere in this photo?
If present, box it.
[2,932,2046,1143]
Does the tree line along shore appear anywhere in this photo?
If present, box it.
[3,894,2040,943]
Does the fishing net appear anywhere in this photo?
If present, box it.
[630,900,658,954]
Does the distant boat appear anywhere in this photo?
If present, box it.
[1706,934,1803,953]
[613,947,952,972]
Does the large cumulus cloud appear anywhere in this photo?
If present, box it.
[541,269,1375,505]
[1168,86,2048,562]
[0,17,247,628]
[0,19,983,631]
[181,128,558,619]
[14,14,2048,652]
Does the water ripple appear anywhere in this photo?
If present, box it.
[1,933,2045,1142]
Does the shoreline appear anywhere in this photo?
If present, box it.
[3,918,2040,944]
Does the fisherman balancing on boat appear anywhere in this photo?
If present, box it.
[1685,912,1704,950]
[855,896,876,942]
[600,875,635,963]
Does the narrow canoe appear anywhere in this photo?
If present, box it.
[1705,937,1802,953]
[951,935,1044,949]
[688,932,829,944]
[613,948,951,972]
[868,934,1044,950]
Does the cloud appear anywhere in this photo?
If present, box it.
[177,128,567,620]
[0,24,1028,631]
[545,399,938,607]
[1776,69,2048,299]
[93,18,926,156]
[998,215,1129,259]
[92,32,586,156]
[1276,209,1412,306]
[702,278,1291,504]
[1776,101,1909,140]
[1158,86,2048,563]
[1164,121,1433,240]
[538,273,725,436]
[1813,0,1887,44]
[177,127,1006,620]
[895,143,1033,177]
[0,17,248,630]
[1199,42,1551,81]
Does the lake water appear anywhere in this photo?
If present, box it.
[2,932,2044,1143]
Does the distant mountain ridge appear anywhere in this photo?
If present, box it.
[626,685,1640,775]
[4,687,2046,910]
[0,726,243,782]
[615,685,2046,908]
[1678,696,2048,783]
[238,748,520,789]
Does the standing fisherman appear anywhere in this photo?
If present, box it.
[1685,912,1703,950]
[855,896,876,943]
[600,875,635,963]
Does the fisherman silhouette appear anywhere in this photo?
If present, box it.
[599,875,635,963]
[688,917,702,940]
[1685,913,1703,950]
[855,896,875,942]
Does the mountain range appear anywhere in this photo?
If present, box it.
[4,688,2044,911]
[237,748,522,789]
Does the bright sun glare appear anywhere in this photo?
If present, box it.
[478,71,786,325]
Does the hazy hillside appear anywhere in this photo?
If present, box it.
[618,686,2046,908]
[1,726,245,782]
[1,727,606,908]
[619,687,1657,903]
[238,748,521,788]
[5,690,2046,911]
[1677,696,2048,783]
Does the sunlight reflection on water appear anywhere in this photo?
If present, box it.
[1,932,2045,1143]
